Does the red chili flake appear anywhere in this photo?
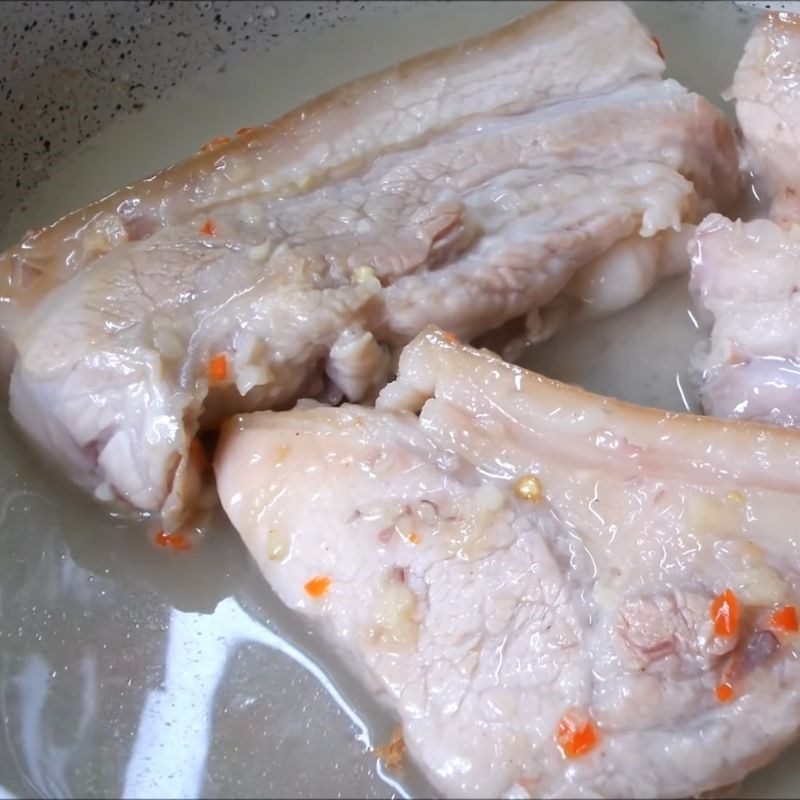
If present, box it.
[304,576,331,598]
[770,605,799,633]
[710,589,740,637]
[207,353,228,383]
[556,710,599,759]
[715,681,734,703]
[154,530,192,551]
[199,219,217,237]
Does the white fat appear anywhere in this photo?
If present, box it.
[237,365,269,396]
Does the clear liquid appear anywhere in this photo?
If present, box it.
[2,2,796,798]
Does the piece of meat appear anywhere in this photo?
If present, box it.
[0,0,734,325]
[726,11,800,209]
[3,1,741,528]
[216,328,800,799]
[690,13,800,426]
[690,214,800,425]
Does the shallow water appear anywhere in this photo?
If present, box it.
[2,2,798,798]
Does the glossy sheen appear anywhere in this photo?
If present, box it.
[217,329,800,798]
[0,1,734,311]
[727,10,800,202]
[0,2,400,230]
[1,1,740,531]
[691,11,800,431]
[690,214,800,425]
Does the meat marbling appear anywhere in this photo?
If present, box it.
[690,214,800,425]
[691,12,800,425]
[216,328,800,799]
[2,1,741,527]
[725,10,800,213]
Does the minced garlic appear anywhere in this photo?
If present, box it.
[267,527,290,561]
[352,264,377,284]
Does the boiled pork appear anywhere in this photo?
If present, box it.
[726,10,800,212]
[691,12,800,424]
[217,328,800,799]
[690,214,800,425]
[2,1,740,526]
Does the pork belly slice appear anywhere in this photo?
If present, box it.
[0,0,735,325]
[689,13,800,425]
[689,214,800,425]
[5,1,740,527]
[726,10,800,215]
[216,328,800,799]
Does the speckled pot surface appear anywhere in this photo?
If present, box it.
[2,0,792,226]
[0,2,410,226]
